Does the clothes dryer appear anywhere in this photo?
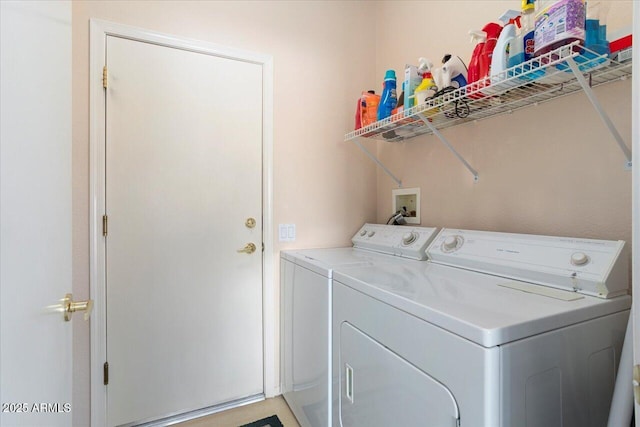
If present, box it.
[280,223,439,427]
[332,228,631,427]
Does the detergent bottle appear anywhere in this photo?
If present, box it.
[553,1,609,74]
[360,90,380,128]
[582,1,610,64]
[377,70,397,121]
[467,30,487,86]
[534,0,585,57]
[413,58,437,106]
[490,10,521,89]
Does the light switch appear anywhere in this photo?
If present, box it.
[279,224,296,242]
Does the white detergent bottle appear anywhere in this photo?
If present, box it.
[489,9,521,92]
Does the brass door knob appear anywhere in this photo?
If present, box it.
[63,293,94,321]
[237,243,256,254]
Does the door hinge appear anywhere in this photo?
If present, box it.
[103,362,109,385]
[262,242,264,252]
[102,66,108,89]
[102,215,108,237]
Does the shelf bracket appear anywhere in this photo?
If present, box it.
[418,114,479,182]
[353,137,402,187]
[565,57,632,170]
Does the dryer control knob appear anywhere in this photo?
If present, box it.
[571,252,589,266]
[359,230,367,237]
[368,231,376,237]
[402,232,417,245]
[442,235,462,252]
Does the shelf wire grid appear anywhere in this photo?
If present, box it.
[345,42,632,143]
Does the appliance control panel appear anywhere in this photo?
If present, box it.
[427,229,628,298]
[352,223,439,261]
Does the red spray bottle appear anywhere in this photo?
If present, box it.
[479,22,504,82]
[467,30,487,85]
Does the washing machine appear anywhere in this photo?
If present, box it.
[280,223,440,427]
[332,228,631,427]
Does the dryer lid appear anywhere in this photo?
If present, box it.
[333,262,631,347]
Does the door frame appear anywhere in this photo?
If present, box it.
[89,20,275,426]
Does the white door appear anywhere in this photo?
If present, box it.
[634,3,640,426]
[104,36,264,426]
[0,1,73,426]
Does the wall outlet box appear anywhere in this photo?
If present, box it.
[392,187,420,224]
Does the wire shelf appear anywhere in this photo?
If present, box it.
[345,42,632,143]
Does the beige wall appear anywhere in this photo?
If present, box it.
[72,1,377,424]
[374,1,633,243]
[71,1,633,424]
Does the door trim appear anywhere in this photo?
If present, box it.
[89,19,275,426]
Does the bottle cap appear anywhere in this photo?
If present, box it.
[384,70,396,80]
[521,0,535,13]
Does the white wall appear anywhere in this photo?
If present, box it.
[72,1,378,425]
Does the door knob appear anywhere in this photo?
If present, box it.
[237,243,256,254]
[63,293,94,321]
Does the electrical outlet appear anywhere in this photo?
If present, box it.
[279,224,296,242]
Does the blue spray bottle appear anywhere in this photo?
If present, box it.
[377,70,397,121]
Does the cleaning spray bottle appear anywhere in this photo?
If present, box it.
[479,22,503,83]
[489,9,521,91]
[467,30,487,87]
[413,58,437,107]
[520,0,536,63]
[377,70,397,121]
[511,0,545,81]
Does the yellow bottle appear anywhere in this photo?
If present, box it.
[414,58,438,107]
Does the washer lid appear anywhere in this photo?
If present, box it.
[281,247,405,278]
[427,229,628,298]
[332,262,631,347]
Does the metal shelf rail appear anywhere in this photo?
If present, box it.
[345,42,633,186]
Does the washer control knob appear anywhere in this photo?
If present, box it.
[402,232,417,245]
[571,252,589,266]
[368,231,376,237]
[442,235,463,252]
[359,230,367,237]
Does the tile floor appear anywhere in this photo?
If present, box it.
[178,396,300,427]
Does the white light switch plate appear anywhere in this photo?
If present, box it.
[279,224,296,242]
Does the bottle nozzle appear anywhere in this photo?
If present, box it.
[498,9,521,25]
[417,57,433,75]
[513,16,522,28]
[469,30,487,43]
